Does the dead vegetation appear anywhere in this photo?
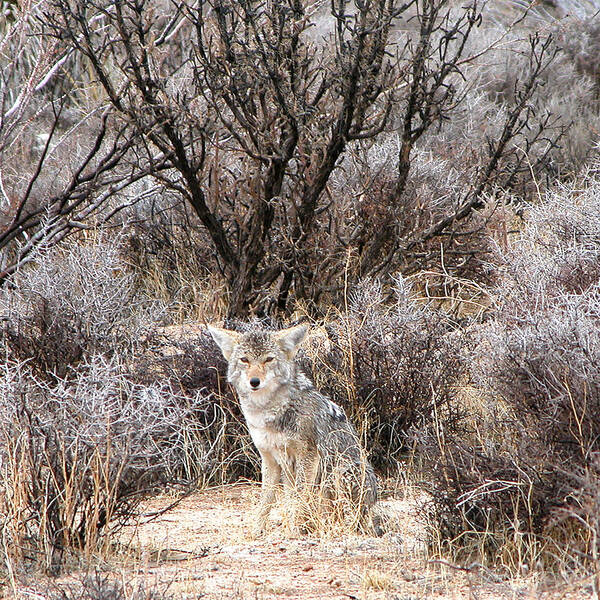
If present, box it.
[416,171,600,579]
[2,0,600,596]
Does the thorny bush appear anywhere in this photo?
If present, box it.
[0,241,217,575]
[0,240,151,378]
[0,356,214,575]
[417,170,600,572]
[309,277,464,472]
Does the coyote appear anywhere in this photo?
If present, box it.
[208,324,378,532]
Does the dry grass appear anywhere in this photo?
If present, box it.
[2,2,600,588]
[6,484,595,600]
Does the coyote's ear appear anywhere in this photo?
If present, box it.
[207,325,240,361]
[274,325,308,357]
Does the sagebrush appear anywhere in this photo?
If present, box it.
[418,170,600,573]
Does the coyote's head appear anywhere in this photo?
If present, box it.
[208,325,307,395]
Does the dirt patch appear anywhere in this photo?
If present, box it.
[10,484,594,600]
[116,484,423,600]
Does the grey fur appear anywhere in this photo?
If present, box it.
[208,324,378,532]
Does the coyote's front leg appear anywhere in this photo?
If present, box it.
[288,447,320,531]
[254,451,282,534]
[294,448,320,490]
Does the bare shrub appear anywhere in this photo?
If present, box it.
[0,355,214,575]
[416,170,600,572]
[0,240,224,575]
[40,0,408,316]
[318,14,577,302]
[307,277,464,472]
[337,3,598,303]
[0,238,153,378]
[30,0,569,317]
[478,2,600,176]
[4,0,592,320]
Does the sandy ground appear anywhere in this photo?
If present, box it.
[9,483,595,600]
[117,483,426,600]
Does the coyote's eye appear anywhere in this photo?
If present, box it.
[264,356,275,363]
[240,357,249,364]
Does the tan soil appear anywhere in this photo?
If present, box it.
[9,484,594,600]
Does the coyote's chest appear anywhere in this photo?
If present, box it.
[241,401,299,463]
[248,424,289,453]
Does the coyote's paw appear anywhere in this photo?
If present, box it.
[247,510,269,538]
[247,525,263,540]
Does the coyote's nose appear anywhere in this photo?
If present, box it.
[249,377,261,389]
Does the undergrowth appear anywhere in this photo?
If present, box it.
[417,167,600,578]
